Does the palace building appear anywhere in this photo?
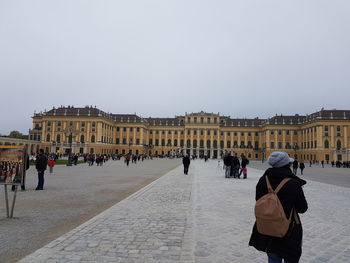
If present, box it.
[29,106,350,162]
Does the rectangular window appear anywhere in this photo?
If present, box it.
[123,138,126,144]
[255,132,259,136]
[180,139,184,147]
[47,121,51,126]
[123,127,126,132]
[234,132,237,136]
[149,139,153,145]
[81,122,85,127]
[248,132,251,136]
[168,130,171,134]
[194,130,197,135]
[241,132,244,136]
[137,127,140,132]
[116,138,120,144]
[136,139,140,145]
[57,121,61,126]
[155,139,159,146]
[278,142,282,149]
[117,127,120,131]
[207,130,210,135]
[187,130,190,135]
[174,130,178,134]
[278,130,282,135]
[271,130,274,135]
[214,130,217,136]
[130,127,133,132]
[270,142,275,149]
[200,130,204,135]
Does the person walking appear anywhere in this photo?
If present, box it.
[125,154,130,166]
[224,153,231,178]
[292,159,299,175]
[182,155,190,174]
[73,154,78,165]
[321,160,324,168]
[35,149,48,190]
[299,162,305,175]
[233,153,240,178]
[249,152,308,263]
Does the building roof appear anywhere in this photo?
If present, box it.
[34,107,350,126]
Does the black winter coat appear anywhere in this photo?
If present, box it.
[36,154,48,172]
[249,166,308,263]
[182,156,190,167]
[241,158,249,168]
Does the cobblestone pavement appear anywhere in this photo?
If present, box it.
[19,161,350,263]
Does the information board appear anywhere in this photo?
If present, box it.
[0,146,25,185]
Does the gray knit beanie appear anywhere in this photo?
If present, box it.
[268,152,294,168]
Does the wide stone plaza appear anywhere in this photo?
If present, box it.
[1,159,350,263]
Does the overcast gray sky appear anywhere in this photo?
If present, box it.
[1,0,349,134]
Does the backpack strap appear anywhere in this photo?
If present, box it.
[265,176,274,193]
[274,178,292,194]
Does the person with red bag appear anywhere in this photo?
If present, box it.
[48,158,55,174]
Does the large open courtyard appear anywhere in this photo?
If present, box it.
[0,158,181,263]
[1,158,350,262]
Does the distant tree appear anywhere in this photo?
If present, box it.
[8,130,24,139]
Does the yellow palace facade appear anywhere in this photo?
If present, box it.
[29,106,350,162]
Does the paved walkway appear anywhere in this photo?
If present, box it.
[19,161,350,263]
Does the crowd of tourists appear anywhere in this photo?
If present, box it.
[223,153,249,179]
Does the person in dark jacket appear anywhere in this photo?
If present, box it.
[182,155,190,174]
[239,155,249,179]
[249,152,308,263]
[299,162,305,175]
[292,160,299,175]
[232,153,240,178]
[35,149,48,190]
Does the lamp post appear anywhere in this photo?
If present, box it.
[64,127,76,166]
[293,143,299,159]
[128,139,132,155]
[261,147,266,163]
[166,142,172,157]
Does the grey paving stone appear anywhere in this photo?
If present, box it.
[18,160,350,263]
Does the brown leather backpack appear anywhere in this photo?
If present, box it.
[255,176,294,238]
